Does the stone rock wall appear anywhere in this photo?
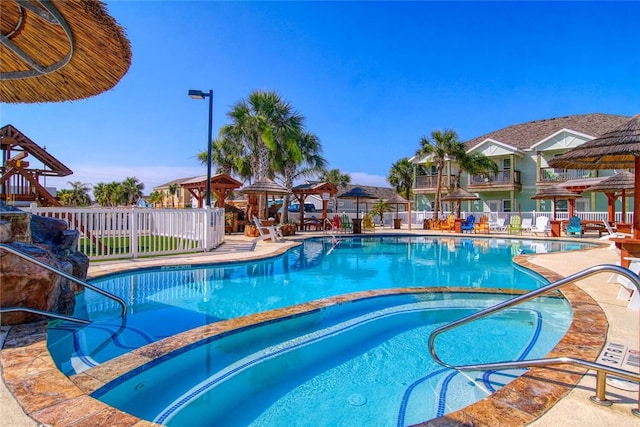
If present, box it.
[0,203,89,325]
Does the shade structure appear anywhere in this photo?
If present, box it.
[549,114,640,237]
[384,194,410,220]
[531,184,580,220]
[241,178,290,220]
[442,188,480,218]
[586,170,635,223]
[337,186,377,219]
[0,0,132,103]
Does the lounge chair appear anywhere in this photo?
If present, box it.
[251,216,284,249]
[531,216,551,236]
[339,214,353,233]
[615,260,640,311]
[564,215,583,237]
[362,214,375,233]
[474,215,490,234]
[521,218,533,233]
[440,214,456,232]
[601,220,633,239]
[489,217,506,232]
[507,215,522,235]
[460,215,475,233]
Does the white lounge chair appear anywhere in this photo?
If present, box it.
[489,217,506,232]
[251,216,284,249]
[601,220,633,239]
[615,260,640,311]
[531,216,551,236]
[521,218,533,233]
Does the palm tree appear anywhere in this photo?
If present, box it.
[388,158,414,202]
[450,148,498,189]
[414,129,459,220]
[197,136,245,177]
[148,190,163,208]
[67,181,91,206]
[105,181,122,206]
[273,130,327,224]
[369,198,391,226]
[93,182,109,207]
[121,177,144,206]
[319,168,351,213]
[168,183,179,208]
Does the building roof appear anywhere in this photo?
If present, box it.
[464,113,631,151]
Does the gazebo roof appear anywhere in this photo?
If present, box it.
[0,0,131,103]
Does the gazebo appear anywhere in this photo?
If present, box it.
[291,181,338,229]
[531,185,580,237]
[585,171,635,225]
[181,173,242,208]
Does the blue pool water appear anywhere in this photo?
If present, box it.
[46,235,592,424]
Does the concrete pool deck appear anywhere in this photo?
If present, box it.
[1,228,638,426]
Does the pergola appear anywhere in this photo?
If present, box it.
[181,173,242,208]
[291,181,338,223]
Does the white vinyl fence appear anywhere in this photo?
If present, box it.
[28,205,225,261]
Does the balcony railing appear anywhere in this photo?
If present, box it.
[539,168,595,183]
[470,169,521,185]
[414,175,456,190]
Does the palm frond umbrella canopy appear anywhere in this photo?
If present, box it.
[240,178,290,220]
[337,186,377,219]
[0,0,132,103]
[384,194,410,220]
[549,113,640,237]
[586,171,635,223]
[531,185,580,220]
[442,188,480,218]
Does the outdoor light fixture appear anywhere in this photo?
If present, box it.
[188,89,213,207]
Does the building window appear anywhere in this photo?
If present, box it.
[502,200,511,212]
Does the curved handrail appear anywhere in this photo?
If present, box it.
[0,243,127,321]
[428,264,640,406]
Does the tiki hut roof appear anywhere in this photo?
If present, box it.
[586,171,635,192]
[548,114,640,170]
[464,113,630,151]
[442,188,480,201]
[241,177,290,195]
[335,184,398,201]
[337,186,377,200]
[531,185,580,200]
[0,0,132,103]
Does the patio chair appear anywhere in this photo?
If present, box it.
[332,215,341,231]
[564,215,583,237]
[521,218,533,233]
[362,214,375,233]
[251,216,284,249]
[615,260,640,311]
[440,214,456,232]
[473,215,490,234]
[531,216,551,236]
[507,215,522,235]
[601,220,633,239]
[339,214,353,233]
[460,215,475,233]
[489,217,506,232]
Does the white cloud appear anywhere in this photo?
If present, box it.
[348,172,389,188]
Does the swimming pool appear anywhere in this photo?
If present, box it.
[46,235,594,424]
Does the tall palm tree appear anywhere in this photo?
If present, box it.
[121,177,144,206]
[414,129,459,220]
[93,182,109,207]
[148,190,163,208]
[168,183,179,208]
[105,181,122,206]
[197,136,245,177]
[319,168,351,213]
[450,147,498,189]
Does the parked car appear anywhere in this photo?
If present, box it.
[283,203,316,213]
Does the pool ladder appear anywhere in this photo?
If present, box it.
[0,243,127,325]
[428,263,640,418]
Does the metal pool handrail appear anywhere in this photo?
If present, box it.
[0,243,127,323]
[428,263,640,417]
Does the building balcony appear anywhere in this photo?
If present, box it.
[467,169,522,192]
[538,167,596,184]
[414,175,455,194]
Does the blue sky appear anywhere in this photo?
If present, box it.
[3,1,639,195]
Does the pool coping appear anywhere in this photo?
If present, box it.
[0,241,609,426]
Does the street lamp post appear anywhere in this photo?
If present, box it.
[188,89,213,207]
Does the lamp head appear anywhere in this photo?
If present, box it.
[188,89,206,100]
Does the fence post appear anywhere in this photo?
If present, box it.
[130,208,138,259]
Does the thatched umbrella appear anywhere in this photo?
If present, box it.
[531,185,580,220]
[384,194,409,220]
[240,178,290,220]
[586,170,635,223]
[442,188,480,218]
[337,186,377,219]
[1,0,131,103]
[549,114,640,237]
